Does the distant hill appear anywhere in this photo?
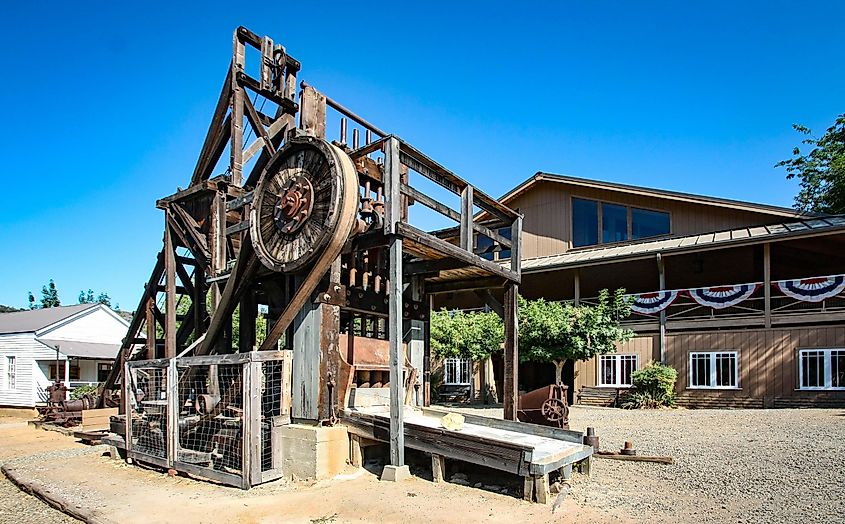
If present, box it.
[0,305,22,313]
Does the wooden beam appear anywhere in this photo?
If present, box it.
[300,84,326,139]
[191,68,233,185]
[388,235,405,466]
[573,268,581,305]
[460,185,473,251]
[198,236,259,356]
[384,137,401,235]
[243,94,277,158]
[230,40,245,186]
[474,289,504,318]
[164,221,178,359]
[503,283,518,421]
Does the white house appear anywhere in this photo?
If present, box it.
[0,304,129,408]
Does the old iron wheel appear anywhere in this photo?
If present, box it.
[250,137,353,273]
[541,397,568,422]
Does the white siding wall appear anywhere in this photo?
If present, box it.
[0,333,63,407]
[38,307,128,344]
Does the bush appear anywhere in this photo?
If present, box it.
[70,384,99,400]
[621,362,677,409]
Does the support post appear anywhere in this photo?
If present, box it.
[763,243,771,329]
[503,282,519,421]
[573,268,581,305]
[657,253,666,362]
[460,185,473,251]
[164,220,177,358]
[167,359,178,468]
[431,454,446,483]
[145,297,156,360]
[230,37,245,186]
[388,235,405,466]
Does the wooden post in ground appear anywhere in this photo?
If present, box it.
[431,454,446,483]
[503,282,519,421]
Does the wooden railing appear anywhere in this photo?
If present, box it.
[578,283,845,332]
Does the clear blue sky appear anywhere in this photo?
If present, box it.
[2,1,842,310]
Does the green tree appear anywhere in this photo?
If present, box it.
[519,289,633,385]
[27,292,36,310]
[776,113,845,214]
[40,279,61,308]
[0,305,21,313]
[430,309,504,360]
[79,289,113,308]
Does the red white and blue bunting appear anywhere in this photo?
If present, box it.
[688,283,759,310]
[628,290,680,315]
[774,274,845,303]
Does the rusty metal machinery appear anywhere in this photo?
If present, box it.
[517,384,570,429]
[38,380,101,427]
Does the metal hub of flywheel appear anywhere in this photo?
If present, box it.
[273,175,314,234]
[541,397,568,422]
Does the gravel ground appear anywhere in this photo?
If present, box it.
[0,422,81,524]
[453,405,845,524]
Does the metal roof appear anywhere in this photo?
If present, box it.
[519,216,845,272]
[38,338,119,360]
[0,304,97,335]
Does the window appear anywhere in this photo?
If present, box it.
[572,198,671,248]
[799,349,845,390]
[631,208,670,240]
[476,228,512,261]
[572,198,599,247]
[598,354,637,387]
[6,357,15,389]
[443,358,471,385]
[49,363,80,381]
[601,203,628,244]
[689,352,738,388]
[98,363,112,383]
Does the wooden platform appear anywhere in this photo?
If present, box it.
[342,406,593,503]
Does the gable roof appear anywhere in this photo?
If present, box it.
[0,304,99,335]
[501,172,807,218]
[518,215,845,273]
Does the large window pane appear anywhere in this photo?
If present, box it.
[632,208,670,239]
[715,353,736,387]
[801,351,824,388]
[572,198,598,247]
[602,203,628,243]
[691,354,710,387]
[833,351,845,388]
[599,356,616,385]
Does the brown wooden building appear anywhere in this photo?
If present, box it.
[437,173,845,408]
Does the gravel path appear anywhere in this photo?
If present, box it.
[453,405,845,523]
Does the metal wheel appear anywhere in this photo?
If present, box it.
[541,397,568,422]
[250,137,357,273]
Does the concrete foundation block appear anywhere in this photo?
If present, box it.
[272,424,349,481]
[380,464,411,482]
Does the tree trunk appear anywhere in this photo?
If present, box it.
[554,360,567,385]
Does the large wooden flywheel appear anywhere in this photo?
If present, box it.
[250,136,359,273]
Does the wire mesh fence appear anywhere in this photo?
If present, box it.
[125,361,169,467]
[124,351,291,488]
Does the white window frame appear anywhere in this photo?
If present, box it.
[443,357,471,386]
[597,354,638,387]
[798,348,845,391]
[6,356,16,390]
[688,351,740,389]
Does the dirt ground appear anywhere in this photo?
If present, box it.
[0,418,623,524]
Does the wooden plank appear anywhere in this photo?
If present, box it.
[191,68,233,185]
[400,184,460,223]
[763,243,771,328]
[510,215,522,276]
[300,84,326,139]
[594,452,674,464]
[81,408,118,432]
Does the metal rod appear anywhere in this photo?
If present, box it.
[300,81,388,137]
[340,117,347,145]
[352,128,359,149]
